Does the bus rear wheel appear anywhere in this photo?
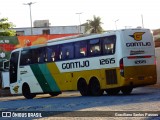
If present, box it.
[121,87,133,95]
[106,88,120,95]
[22,83,36,99]
[77,79,90,96]
[89,78,104,96]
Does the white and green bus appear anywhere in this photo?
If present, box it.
[9,28,157,99]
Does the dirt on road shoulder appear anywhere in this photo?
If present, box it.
[149,83,160,88]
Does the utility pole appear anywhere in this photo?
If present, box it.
[76,12,83,34]
[114,19,119,30]
[141,14,144,28]
[23,2,36,35]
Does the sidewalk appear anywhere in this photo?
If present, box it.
[0,88,12,97]
[150,83,160,88]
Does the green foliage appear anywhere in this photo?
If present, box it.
[0,18,16,36]
[85,15,103,34]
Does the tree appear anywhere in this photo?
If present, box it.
[85,15,103,34]
[0,18,16,36]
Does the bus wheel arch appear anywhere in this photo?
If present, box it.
[22,83,36,99]
[89,77,104,96]
[77,78,90,96]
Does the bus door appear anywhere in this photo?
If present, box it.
[10,51,20,94]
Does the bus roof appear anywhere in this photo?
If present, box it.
[11,28,150,52]
[22,44,47,50]
[11,44,47,53]
[47,34,98,43]
[47,28,149,44]
[47,32,116,45]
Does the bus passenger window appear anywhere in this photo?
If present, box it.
[75,41,87,58]
[45,52,48,62]
[90,45,100,55]
[32,49,39,63]
[102,35,116,55]
[104,43,114,54]
[51,52,56,61]
[47,46,59,62]
[60,43,74,60]
[37,48,46,63]
[51,51,59,61]
[65,50,70,59]
[39,53,45,63]
[26,58,31,64]
[89,39,101,56]
[59,51,62,60]
[80,47,87,57]
[20,50,32,65]
[61,49,72,59]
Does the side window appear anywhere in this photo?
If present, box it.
[89,39,101,56]
[32,48,40,63]
[37,47,46,63]
[60,43,74,60]
[47,45,59,62]
[102,35,116,55]
[20,50,32,65]
[75,41,87,58]
[20,47,47,65]
[10,52,19,65]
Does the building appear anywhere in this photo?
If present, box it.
[13,20,85,36]
[14,25,85,36]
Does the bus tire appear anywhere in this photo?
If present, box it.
[106,88,120,95]
[89,77,104,96]
[22,83,36,99]
[77,79,90,96]
[49,92,61,97]
[121,87,133,95]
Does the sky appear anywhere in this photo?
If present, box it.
[0,0,160,30]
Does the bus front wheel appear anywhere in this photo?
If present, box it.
[22,83,36,99]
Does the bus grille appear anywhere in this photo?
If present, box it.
[105,69,118,84]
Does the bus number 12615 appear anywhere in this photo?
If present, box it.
[99,58,115,65]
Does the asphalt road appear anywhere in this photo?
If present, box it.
[0,86,160,120]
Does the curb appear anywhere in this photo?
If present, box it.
[149,84,160,88]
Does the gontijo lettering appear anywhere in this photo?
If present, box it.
[62,60,90,69]
[126,42,151,47]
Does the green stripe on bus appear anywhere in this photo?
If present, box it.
[38,64,60,92]
[30,64,52,92]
